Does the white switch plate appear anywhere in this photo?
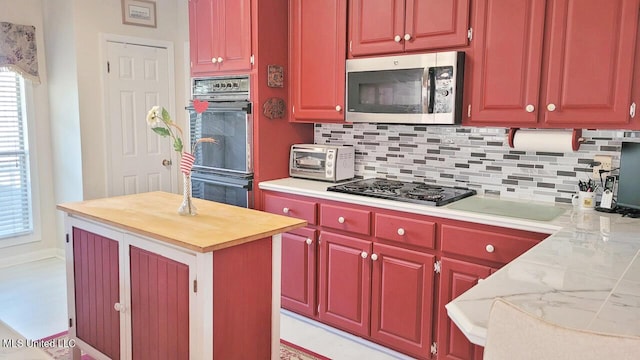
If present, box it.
[592,155,612,179]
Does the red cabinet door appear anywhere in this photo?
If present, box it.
[370,243,435,359]
[72,228,121,360]
[349,0,470,57]
[318,231,371,336]
[466,0,546,125]
[437,258,491,360]
[189,0,252,76]
[129,246,190,360]
[349,0,405,56]
[281,228,317,317]
[404,0,470,52]
[542,0,639,127]
[290,0,347,122]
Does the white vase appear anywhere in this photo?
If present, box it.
[178,172,197,216]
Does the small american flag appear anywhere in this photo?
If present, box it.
[180,152,195,174]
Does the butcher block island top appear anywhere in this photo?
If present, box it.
[57,191,306,252]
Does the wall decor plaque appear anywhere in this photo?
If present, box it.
[267,65,284,88]
[263,98,286,119]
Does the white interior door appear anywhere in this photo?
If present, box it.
[106,41,174,196]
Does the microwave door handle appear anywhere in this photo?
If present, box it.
[427,68,436,114]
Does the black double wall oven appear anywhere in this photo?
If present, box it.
[188,75,253,208]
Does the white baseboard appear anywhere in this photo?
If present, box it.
[280,309,415,360]
[0,248,62,269]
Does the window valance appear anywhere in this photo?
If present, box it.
[0,22,40,84]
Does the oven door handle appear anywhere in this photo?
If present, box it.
[187,101,252,114]
[191,175,252,190]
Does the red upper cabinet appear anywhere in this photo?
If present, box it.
[466,0,640,128]
[542,0,639,127]
[188,0,252,76]
[349,0,471,57]
[466,0,546,125]
[290,0,347,123]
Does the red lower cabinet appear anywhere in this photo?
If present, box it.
[371,243,435,359]
[129,246,190,360]
[318,231,372,336]
[281,228,317,317]
[72,227,121,360]
[437,257,492,360]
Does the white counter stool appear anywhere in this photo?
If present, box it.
[483,298,640,360]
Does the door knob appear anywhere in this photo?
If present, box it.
[371,254,378,261]
[335,105,342,112]
[217,57,223,63]
[397,228,405,236]
[211,57,218,64]
[394,35,402,42]
[525,104,535,113]
[306,238,312,245]
[404,33,412,41]
[547,103,557,111]
[361,251,368,259]
[338,216,345,224]
[162,159,172,166]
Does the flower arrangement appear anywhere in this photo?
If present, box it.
[146,105,215,215]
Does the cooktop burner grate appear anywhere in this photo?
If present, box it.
[327,178,476,206]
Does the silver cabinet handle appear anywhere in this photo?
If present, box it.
[338,216,345,224]
[211,57,218,64]
[547,103,556,111]
[217,57,223,63]
[335,105,342,112]
[486,244,495,253]
[525,104,535,113]
[283,207,289,214]
[404,33,411,41]
[371,254,378,261]
[306,238,312,245]
[394,35,401,42]
[361,251,368,259]
[397,228,405,236]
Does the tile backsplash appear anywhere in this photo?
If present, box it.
[315,124,640,204]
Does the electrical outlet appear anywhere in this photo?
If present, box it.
[592,155,612,179]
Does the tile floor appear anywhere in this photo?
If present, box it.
[0,257,414,359]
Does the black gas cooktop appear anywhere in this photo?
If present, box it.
[327,178,476,206]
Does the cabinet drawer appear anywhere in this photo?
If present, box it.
[320,204,371,236]
[441,224,543,265]
[374,213,436,249]
[264,194,317,225]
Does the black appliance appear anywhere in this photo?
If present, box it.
[188,75,253,208]
[614,142,640,217]
[327,178,476,206]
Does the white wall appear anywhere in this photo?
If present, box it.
[0,0,191,262]
[0,0,59,263]
[71,0,190,201]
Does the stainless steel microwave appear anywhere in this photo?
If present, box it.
[346,51,465,124]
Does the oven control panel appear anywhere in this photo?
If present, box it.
[192,75,250,101]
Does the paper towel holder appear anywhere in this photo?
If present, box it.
[507,128,584,151]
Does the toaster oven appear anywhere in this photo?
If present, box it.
[289,144,355,182]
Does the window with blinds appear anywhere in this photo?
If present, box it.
[0,71,32,239]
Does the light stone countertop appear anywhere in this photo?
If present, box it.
[259,177,640,345]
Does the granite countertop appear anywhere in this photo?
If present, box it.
[57,191,306,252]
[259,177,640,344]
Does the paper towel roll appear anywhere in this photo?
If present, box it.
[509,129,582,152]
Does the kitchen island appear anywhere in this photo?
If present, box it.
[57,191,306,360]
[259,177,640,355]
